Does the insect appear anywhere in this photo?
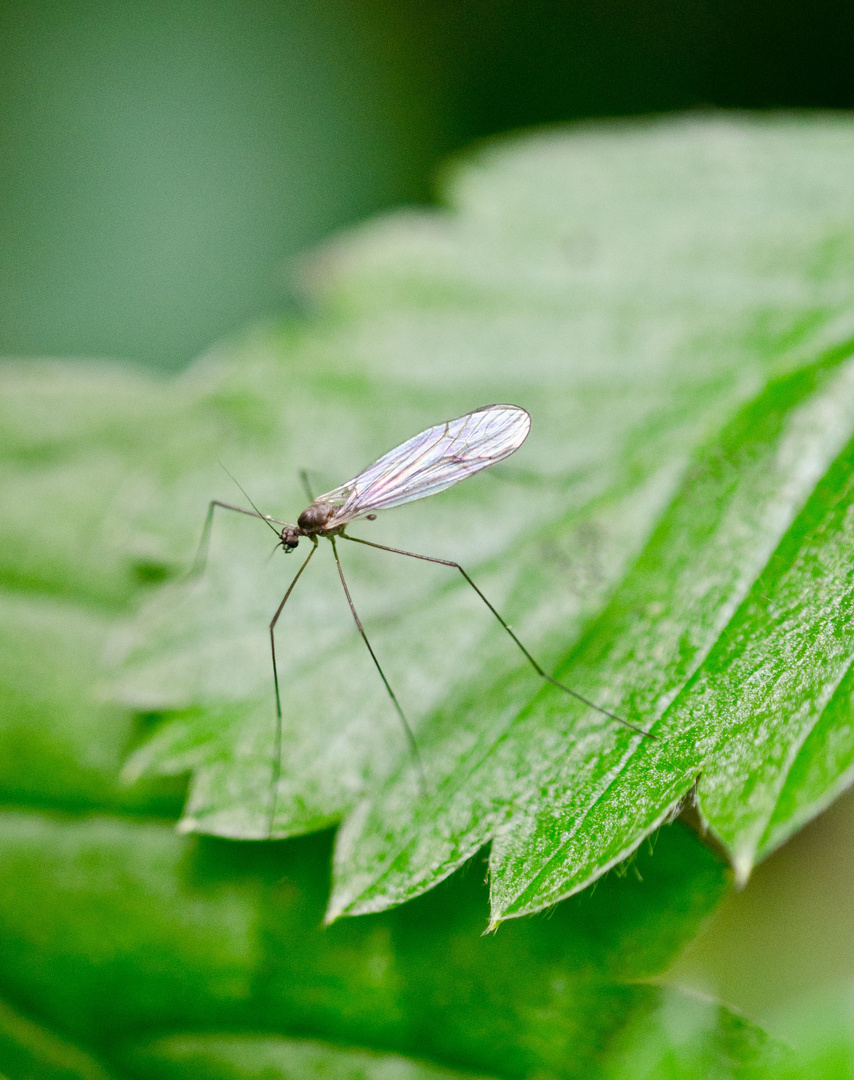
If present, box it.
[196,404,649,834]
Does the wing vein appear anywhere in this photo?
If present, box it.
[316,405,531,527]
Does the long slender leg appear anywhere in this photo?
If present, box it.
[340,533,652,738]
[191,499,294,577]
[268,540,318,836]
[329,536,427,787]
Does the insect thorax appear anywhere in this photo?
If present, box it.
[297,501,336,535]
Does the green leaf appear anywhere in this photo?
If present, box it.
[104,117,854,926]
[0,810,778,1079]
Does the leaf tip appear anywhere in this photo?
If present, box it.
[176,816,199,835]
[732,849,754,888]
[323,892,348,925]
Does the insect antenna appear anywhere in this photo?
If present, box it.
[329,536,427,792]
[340,533,654,739]
[218,461,281,538]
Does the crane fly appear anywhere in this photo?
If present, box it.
[195,404,650,837]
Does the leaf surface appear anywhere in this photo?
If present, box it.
[91,117,854,922]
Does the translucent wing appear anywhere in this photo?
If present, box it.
[317,404,531,528]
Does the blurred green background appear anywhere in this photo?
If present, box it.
[2,0,853,370]
[3,0,854,1065]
